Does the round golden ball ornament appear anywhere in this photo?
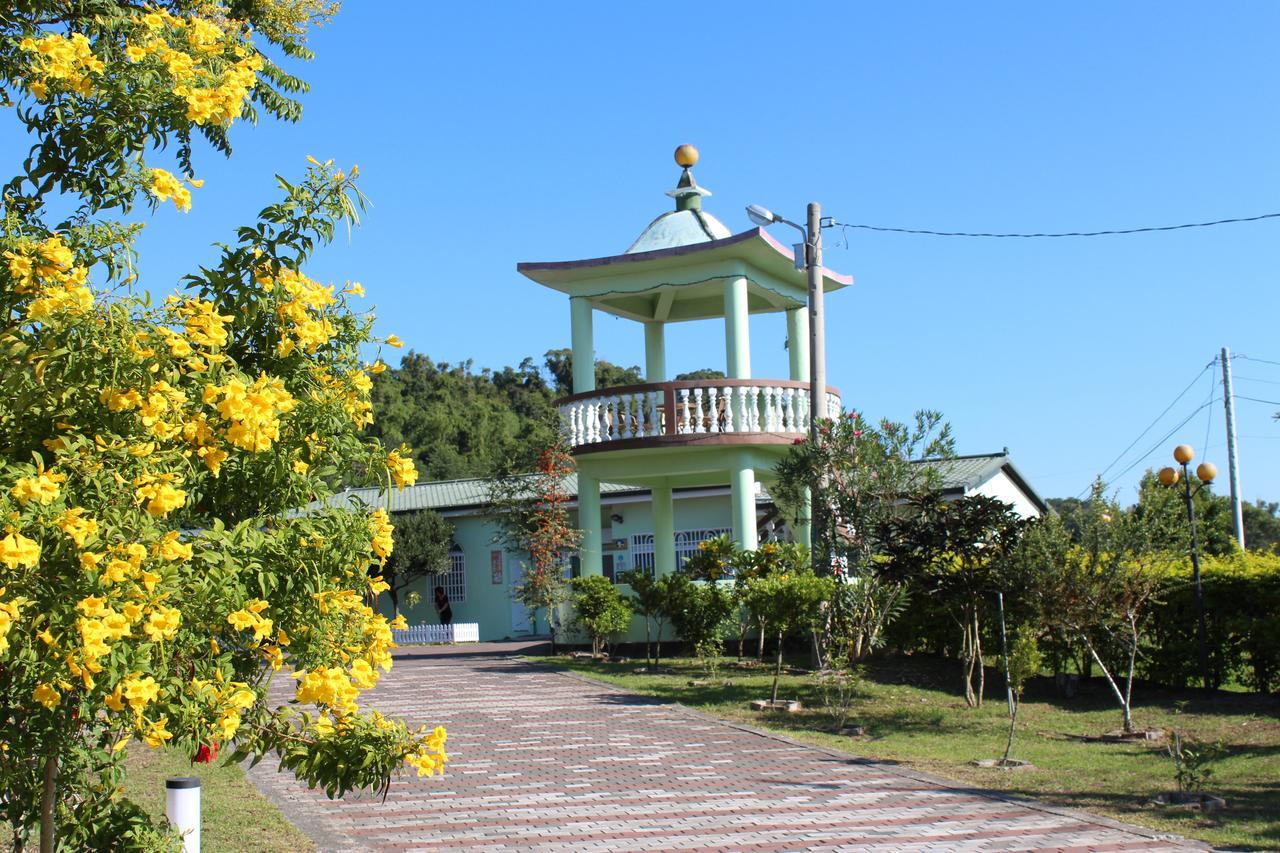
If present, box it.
[1196,462,1218,483]
[1173,444,1195,464]
[674,144,699,168]
[1157,466,1180,487]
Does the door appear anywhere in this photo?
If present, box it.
[508,556,532,634]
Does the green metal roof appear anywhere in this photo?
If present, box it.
[329,474,641,514]
[918,452,1048,513]
[329,452,1045,515]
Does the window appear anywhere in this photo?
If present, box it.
[443,546,466,603]
[676,528,732,572]
[630,533,655,577]
[628,528,732,578]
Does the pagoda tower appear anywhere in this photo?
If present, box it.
[518,146,851,576]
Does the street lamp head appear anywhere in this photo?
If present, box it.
[1196,462,1217,484]
[674,144,699,168]
[1157,466,1180,487]
[1173,444,1195,465]
[746,204,778,227]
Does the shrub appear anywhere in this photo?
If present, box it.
[570,575,632,657]
[1142,551,1280,692]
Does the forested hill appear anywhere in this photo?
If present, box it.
[368,350,724,480]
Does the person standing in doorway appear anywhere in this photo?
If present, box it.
[434,586,453,626]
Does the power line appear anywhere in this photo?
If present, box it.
[1201,371,1217,467]
[1108,399,1218,487]
[1237,355,1280,368]
[1081,360,1216,497]
[829,212,1280,240]
[1234,374,1280,385]
[1235,394,1280,407]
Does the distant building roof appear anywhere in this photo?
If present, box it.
[330,452,1046,516]
[328,474,641,515]
[919,452,1048,513]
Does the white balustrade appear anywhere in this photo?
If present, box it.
[558,383,841,449]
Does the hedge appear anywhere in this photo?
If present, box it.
[882,551,1280,694]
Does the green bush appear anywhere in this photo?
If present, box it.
[569,575,632,656]
[1141,552,1280,692]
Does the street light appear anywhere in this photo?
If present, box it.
[1158,444,1217,692]
[747,200,828,574]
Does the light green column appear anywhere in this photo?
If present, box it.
[729,461,759,551]
[652,482,676,576]
[794,495,812,549]
[724,276,750,379]
[570,297,595,394]
[786,307,810,381]
[578,473,602,575]
[786,307,812,548]
[644,322,666,382]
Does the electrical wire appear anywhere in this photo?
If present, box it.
[829,212,1280,240]
[1080,360,1216,497]
[1107,399,1219,487]
[1202,372,1217,466]
[1234,394,1280,406]
[1238,355,1280,368]
[1234,374,1280,385]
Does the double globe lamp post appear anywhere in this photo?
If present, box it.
[1157,445,1217,692]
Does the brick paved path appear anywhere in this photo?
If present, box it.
[247,646,1203,852]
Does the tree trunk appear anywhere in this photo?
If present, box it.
[655,620,663,664]
[961,609,977,708]
[737,618,747,660]
[388,584,400,618]
[1123,614,1139,734]
[974,609,985,708]
[772,631,784,703]
[39,748,57,853]
[1002,698,1018,763]
[757,618,767,661]
[644,619,653,667]
[1080,631,1132,733]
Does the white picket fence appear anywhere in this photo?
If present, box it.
[392,623,479,645]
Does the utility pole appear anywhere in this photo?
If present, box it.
[806,203,826,576]
[1221,347,1245,549]
[807,202,826,430]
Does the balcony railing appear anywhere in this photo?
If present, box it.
[558,379,841,449]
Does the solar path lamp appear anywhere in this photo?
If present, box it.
[1157,444,1218,692]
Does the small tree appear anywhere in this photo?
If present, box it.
[740,570,835,702]
[731,541,808,660]
[772,410,952,666]
[1029,481,1168,734]
[664,573,735,677]
[383,509,454,616]
[622,569,672,666]
[1002,627,1042,763]
[882,494,1026,707]
[488,438,581,653]
[0,2,450,841]
[570,576,633,657]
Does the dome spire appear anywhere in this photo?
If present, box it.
[666,144,711,211]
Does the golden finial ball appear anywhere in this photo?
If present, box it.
[1173,444,1195,464]
[1197,462,1217,483]
[1158,466,1180,487]
[674,144,699,168]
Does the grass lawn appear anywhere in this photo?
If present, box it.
[125,746,314,852]
[529,652,1280,850]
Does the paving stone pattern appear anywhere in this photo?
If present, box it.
[247,647,1203,852]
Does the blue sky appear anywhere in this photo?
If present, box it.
[10,2,1279,503]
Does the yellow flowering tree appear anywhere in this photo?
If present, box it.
[1,3,443,849]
